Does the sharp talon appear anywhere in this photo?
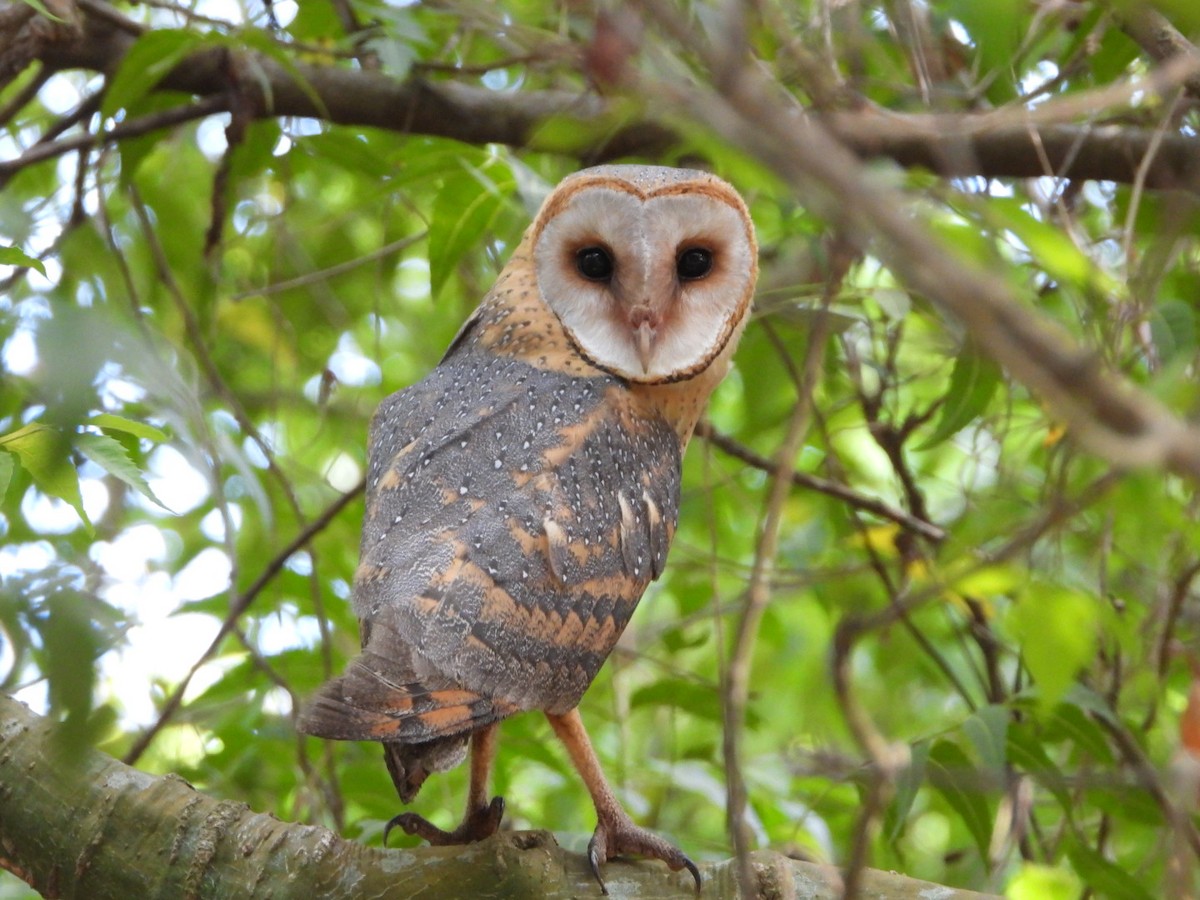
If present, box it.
[382,812,413,846]
[587,811,694,892]
[386,797,506,847]
[683,856,702,892]
[587,836,609,895]
[484,795,505,830]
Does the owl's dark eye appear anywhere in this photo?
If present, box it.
[576,247,614,281]
[677,247,713,280]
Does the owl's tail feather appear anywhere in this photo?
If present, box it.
[297,649,516,745]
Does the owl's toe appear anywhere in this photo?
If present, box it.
[586,811,701,895]
[384,795,505,846]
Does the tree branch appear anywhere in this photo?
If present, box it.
[697,422,945,543]
[658,58,1200,483]
[0,693,997,899]
[1117,4,1200,101]
[3,0,1198,188]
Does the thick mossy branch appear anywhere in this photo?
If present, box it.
[0,694,995,899]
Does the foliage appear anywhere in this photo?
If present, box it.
[3,0,1200,897]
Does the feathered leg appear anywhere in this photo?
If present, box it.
[384,723,504,845]
[545,709,701,894]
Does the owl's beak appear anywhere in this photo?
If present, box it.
[629,306,659,373]
[634,321,656,373]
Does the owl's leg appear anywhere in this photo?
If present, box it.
[384,724,504,845]
[546,709,701,894]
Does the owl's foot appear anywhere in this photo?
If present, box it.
[384,795,505,846]
[587,809,702,895]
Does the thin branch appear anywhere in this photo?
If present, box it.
[231,231,427,300]
[696,422,945,543]
[0,64,48,127]
[123,481,363,765]
[1117,4,1200,101]
[722,300,833,896]
[0,95,230,187]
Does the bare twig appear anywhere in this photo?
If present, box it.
[0,95,230,187]
[124,481,363,765]
[0,65,48,127]
[696,422,945,543]
[231,232,427,300]
[722,299,834,896]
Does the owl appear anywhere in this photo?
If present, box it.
[300,165,757,890]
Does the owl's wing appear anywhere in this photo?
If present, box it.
[301,346,681,746]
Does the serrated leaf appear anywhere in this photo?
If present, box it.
[76,432,170,511]
[102,30,210,119]
[428,163,516,299]
[927,739,992,858]
[917,343,1001,449]
[0,245,46,276]
[90,413,168,443]
[0,424,91,531]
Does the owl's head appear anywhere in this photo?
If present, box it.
[531,165,757,384]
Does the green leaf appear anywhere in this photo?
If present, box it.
[1066,840,1155,900]
[1044,697,1115,765]
[630,680,721,722]
[885,739,929,843]
[963,704,1008,776]
[0,451,12,503]
[989,197,1119,296]
[1007,584,1097,712]
[927,739,992,858]
[1006,723,1072,812]
[0,245,46,275]
[1006,863,1082,900]
[917,342,1001,449]
[76,432,170,511]
[102,30,210,118]
[1148,299,1197,363]
[90,413,169,443]
[41,590,100,749]
[428,162,516,299]
[15,0,63,21]
[945,0,1025,104]
[0,424,91,531]
[234,29,326,118]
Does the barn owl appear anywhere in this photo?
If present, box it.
[300,165,757,890]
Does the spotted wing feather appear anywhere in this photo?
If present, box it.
[300,337,682,748]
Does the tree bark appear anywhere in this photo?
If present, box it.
[0,694,995,899]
